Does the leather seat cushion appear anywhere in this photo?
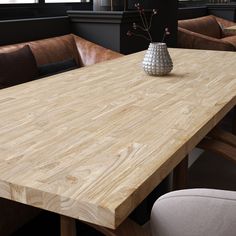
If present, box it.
[221,36,236,48]
[178,15,222,39]
[0,45,38,87]
[38,58,78,77]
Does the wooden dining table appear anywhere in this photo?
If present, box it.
[0,48,236,236]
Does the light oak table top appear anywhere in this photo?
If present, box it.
[0,48,236,229]
[224,25,236,35]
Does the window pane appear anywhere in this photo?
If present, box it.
[179,0,208,7]
[45,0,89,2]
[0,0,38,3]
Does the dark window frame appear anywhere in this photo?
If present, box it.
[0,0,89,7]
[0,0,92,20]
[178,0,208,7]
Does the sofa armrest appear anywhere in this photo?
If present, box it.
[73,35,123,66]
[178,27,235,51]
[214,16,236,37]
[214,15,236,28]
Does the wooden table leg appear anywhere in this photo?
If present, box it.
[173,156,188,190]
[60,215,77,236]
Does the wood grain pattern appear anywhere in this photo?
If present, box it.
[0,49,236,229]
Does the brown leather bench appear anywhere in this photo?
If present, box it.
[0,34,122,89]
[178,15,236,51]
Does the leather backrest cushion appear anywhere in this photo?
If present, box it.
[178,15,222,39]
[28,34,80,66]
[73,35,122,66]
[0,45,38,87]
[0,34,80,67]
[38,58,78,77]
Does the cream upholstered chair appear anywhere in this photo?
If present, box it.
[150,188,236,236]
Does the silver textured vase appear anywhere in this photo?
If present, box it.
[142,42,173,76]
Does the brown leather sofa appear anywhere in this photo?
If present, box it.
[0,34,122,89]
[178,15,236,51]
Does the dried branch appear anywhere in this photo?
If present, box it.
[127,3,170,43]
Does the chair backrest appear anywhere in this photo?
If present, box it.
[151,188,236,236]
[178,15,222,39]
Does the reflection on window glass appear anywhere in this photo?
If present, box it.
[45,0,89,2]
[0,0,38,3]
[178,0,230,4]
[179,0,210,7]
